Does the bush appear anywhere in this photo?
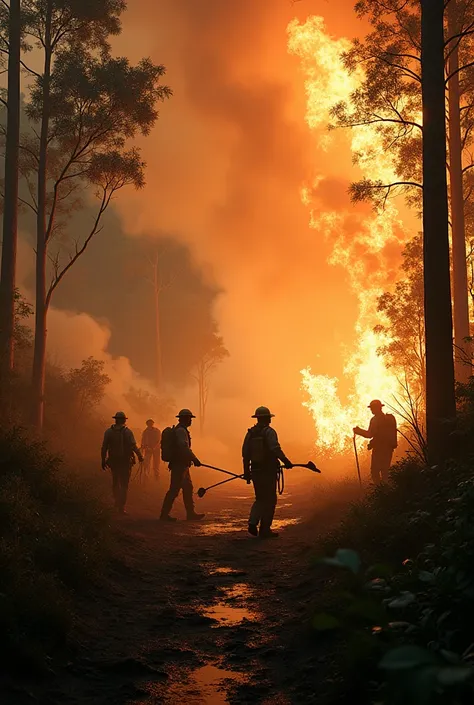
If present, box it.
[0,428,110,673]
[313,457,474,704]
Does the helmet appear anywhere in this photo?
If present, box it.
[113,411,128,420]
[252,406,275,418]
[146,418,154,425]
[368,399,384,409]
[176,408,196,418]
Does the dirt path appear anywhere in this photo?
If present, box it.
[12,479,345,705]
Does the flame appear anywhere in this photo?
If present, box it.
[288,16,411,455]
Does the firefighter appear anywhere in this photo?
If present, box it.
[159,409,205,522]
[141,419,161,480]
[242,406,293,539]
[101,411,144,514]
[353,399,398,484]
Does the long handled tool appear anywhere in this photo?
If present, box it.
[197,474,245,498]
[353,435,362,487]
[200,463,241,479]
[291,461,321,473]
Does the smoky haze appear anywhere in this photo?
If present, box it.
[100,0,371,457]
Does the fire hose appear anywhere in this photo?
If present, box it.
[196,461,321,498]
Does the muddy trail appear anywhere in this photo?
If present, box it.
[8,477,348,705]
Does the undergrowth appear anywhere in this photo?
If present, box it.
[0,428,110,675]
[312,457,474,705]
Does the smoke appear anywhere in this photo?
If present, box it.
[105,0,375,460]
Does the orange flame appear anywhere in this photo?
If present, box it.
[288,16,411,455]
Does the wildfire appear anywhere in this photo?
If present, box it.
[287,16,410,455]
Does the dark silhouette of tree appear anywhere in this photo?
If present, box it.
[421,0,456,458]
[66,356,111,418]
[192,334,229,435]
[0,0,21,381]
[14,1,171,429]
[336,0,474,385]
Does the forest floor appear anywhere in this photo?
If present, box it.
[2,471,353,705]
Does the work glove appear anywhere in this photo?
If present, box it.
[353,426,362,435]
[244,471,252,484]
[283,459,293,470]
[101,461,108,471]
[193,458,202,467]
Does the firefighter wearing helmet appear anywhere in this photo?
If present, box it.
[242,406,293,538]
[101,411,144,514]
[353,400,398,484]
[159,409,205,522]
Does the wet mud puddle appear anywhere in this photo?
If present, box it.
[204,580,257,626]
[164,663,245,704]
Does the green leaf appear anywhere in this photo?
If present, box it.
[418,570,435,583]
[437,666,473,685]
[335,549,361,574]
[388,592,416,609]
[312,612,341,631]
[380,645,437,671]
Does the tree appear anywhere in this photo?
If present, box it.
[143,245,175,392]
[66,356,111,418]
[16,2,171,429]
[0,0,21,381]
[124,387,175,427]
[421,0,456,458]
[447,0,472,383]
[192,334,229,435]
[336,0,474,389]
[375,235,425,398]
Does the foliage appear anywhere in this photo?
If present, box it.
[20,46,171,305]
[314,454,474,704]
[0,427,110,673]
[66,356,111,415]
[192,333,229,431]
[13,288,33,349]
[124,386,175,426]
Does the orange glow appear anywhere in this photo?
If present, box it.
[288,16,411,455]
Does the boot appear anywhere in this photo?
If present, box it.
[248,524,258,537]
[186,512,205,521]
[160,514,178,522]
[259,529,279,539]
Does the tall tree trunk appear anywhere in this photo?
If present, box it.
[31,5,52,430]
[421,0,457,460]
[448,0,471,383]
[0,0,21,383]
[152,255,163,392]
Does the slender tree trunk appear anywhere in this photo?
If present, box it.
[31,5,52,430]
[448,1,471,383]
[152,255,163,392]
[0,0,21,382]
[421,0,457,460]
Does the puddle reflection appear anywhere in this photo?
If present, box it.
[166,663,245,704]
[197,515,301,536]
[204,603,255,626]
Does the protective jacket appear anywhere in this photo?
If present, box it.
[170,424,200,468]
[141,426,161,449]
[242,424,290,474]
[101,425,141,465]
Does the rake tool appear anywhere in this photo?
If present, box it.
[197,474,245,498]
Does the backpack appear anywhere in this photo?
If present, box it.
[161,426,178,462]
[107,425,133,460]
[383,414,398,449]
[247,426,272,466]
